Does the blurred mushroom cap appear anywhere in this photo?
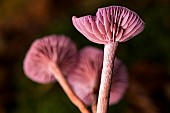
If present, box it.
[72,5,144,44]
[23,35,77,84]
[68,46,128,105]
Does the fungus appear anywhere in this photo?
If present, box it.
[68,46,128,113]
[23,35,90,113]
[72,5,144,113]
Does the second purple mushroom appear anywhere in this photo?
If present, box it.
[23,35,90,113]
[68,46,128,113]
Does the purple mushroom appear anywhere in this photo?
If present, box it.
[23,35,90,113]
[72,5,144,113]
[68,46,128,113]
[23,35,77,84]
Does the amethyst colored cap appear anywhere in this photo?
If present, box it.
[23,35,77,84]
[109,58,128,105]
[67,46,128,105]
[72,6,144,44]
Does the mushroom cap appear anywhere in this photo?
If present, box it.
[23,35,77,84]
[67,46,128,105]
[109,57,128,105]
[72,5,144,44]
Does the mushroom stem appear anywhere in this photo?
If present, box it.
[96,42,118,113]
[92,96,97,113]
[49,62,90,113]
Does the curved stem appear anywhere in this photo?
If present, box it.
[96,42,118,113]
[91,96,97,113]
[49,63,90,113]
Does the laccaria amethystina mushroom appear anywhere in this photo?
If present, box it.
[24,35,77,84]
[68,46,128,113]
[72,5,144,113]
[23,35,90,113]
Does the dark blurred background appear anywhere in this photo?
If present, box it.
[0,0,170,113]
